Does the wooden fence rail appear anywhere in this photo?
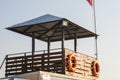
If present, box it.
[5,49,65,77]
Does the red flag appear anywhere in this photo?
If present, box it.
[87,0,93,6]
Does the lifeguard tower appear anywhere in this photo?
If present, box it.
[0,14,100,80]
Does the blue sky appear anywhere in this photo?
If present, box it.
[0,0,120,80]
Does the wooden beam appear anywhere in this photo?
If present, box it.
[37,21,61,38]
[74,33,77,52]
[23,25,34,33]
[47,37,50,71]
[62,26,65,52]
[61,26,65,73]
[48,37,50,54]
[32,33,35,55]
[32,33,35,71]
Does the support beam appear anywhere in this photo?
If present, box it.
[48,37,50,54]
[61,25,65,74]
[37,21,61,38]
[47,37,50,71]
[62,27,65,52]
[74,33,77,52]
[32,33,35,71]
[32,33,35,55]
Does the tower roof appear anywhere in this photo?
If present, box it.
[7,14,97,42]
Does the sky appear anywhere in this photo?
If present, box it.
[0,0,120,80]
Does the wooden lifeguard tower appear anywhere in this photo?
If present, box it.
[0,14,100,80]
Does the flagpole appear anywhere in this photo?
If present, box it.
[92,0,98,59]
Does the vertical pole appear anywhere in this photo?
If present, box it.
[5,55,8,77]
[74,33,77,52]
[48,37,50,71]
[32,33,35,55]
[62,25,65,74]
[32,33,35,71]
[24,53,27,73]
[93,0,98,59]
[48,37,50,54]
[62,26,65,53]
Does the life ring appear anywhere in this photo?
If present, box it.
[91,60,100,77]
[67,54,77,72]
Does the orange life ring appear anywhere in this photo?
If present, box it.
[67,54,77,72]
[92,60,100,77]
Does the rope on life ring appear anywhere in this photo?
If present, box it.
[91,60,100,77]
[67,53,77,72]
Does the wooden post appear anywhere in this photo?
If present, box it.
[32,33,35,71]
[32,33,35,55]
[48,37,50,54]
[74,33,77,52]
[48,37,50,71]
[61,25,65,74]
[5,55,8,77]
[62,26,65,52]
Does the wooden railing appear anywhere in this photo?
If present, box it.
[5,48,65,77]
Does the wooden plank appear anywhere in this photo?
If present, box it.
[6,55,62,64]
[6,60,25,64]
[64,49,97,80]
[6,68,23,72]
[6,72,25,76]
[6,59,63,68]
[6,56,25,60]
[6,52,62,60]
[6,65,64,75]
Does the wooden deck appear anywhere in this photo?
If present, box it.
[5,48,98,80]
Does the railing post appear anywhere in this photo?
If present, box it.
[61,25,65,74]
[5,55,8,77]
[62,26,65,53]
[41,54,45,71]
[48,37,50,71]
[22,53,27,73]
